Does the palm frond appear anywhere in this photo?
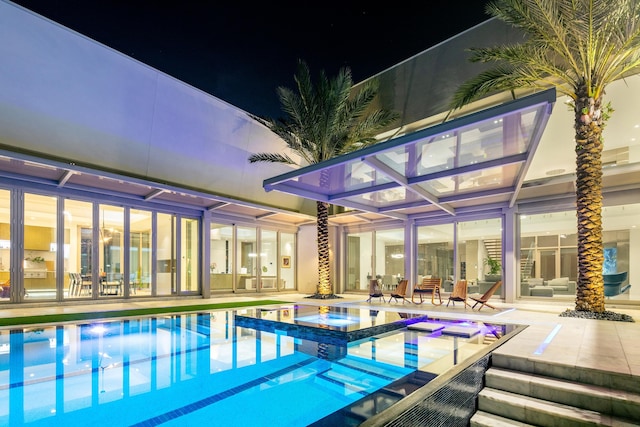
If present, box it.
[454,0,640,110]
[249,59,398,167]
[248,152,296,165]
[451,65,540,109]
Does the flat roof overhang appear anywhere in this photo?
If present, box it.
[264,89,556,220]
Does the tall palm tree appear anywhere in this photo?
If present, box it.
[450,0,640,314]
[249,60,399,299]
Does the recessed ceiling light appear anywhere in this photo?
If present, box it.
[545,169,565,176]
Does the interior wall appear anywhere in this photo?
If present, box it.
[296,224,318,294]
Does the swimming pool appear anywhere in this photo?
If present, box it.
[0,304,516,426]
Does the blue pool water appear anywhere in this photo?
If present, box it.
[0,305,515,426]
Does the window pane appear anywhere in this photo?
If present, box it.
[377,228,404,289]
[0,189,9,302]
[24,193,57,301]
[236,226,256,291]
[99,204,123,298]
[537,235,557,247]
[280,232,295,290]
[210,223,233,291]
[180,217,199,293]
[560,248,577,281]
[130,209,152,297]
[457,218,502,295]
[64,199,92,300]
[157,213,175,296]
[417,224,454,282]
[259,229,277,290]
[345,231,372,292]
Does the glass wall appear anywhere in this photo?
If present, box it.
[416,224,454,291]
[519,205,637,302]
[210,224,296,293]
[520,211,579,298]
[345,228,405,292]
[0,187,297,304]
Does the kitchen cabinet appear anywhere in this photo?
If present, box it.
[24,273,55,290]
[0,223,9,240]
[24,226,53,250]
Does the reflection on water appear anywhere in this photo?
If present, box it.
[0,307,516,426]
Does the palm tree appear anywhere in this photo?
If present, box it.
[450,0,640,314]
[249,60,399,299]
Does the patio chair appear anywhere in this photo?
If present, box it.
[412,277,442,305]
[389,279,409,304]
[366,279,386,303]
[470,280,502,311]
[447,280,472,309]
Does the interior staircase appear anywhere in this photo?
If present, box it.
[484,238,538,281]
[483,239,501,266]
[470,352,640,426]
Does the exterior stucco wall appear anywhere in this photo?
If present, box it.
[0,1,315,216]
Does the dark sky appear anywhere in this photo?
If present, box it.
[13,1,492,118]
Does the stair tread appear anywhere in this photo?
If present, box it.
[480,388,633,425]
[485,367,640,422]
[487,367,640,400]
[491,353,640,394]
[471,410,536,427]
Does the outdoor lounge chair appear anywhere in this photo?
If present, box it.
[412,277,442,305]
[470,280,502,311]
[389,279,409,303]
[447,280,471,309]
[366,279,386,303]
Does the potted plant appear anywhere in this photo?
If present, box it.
[484,256,501,282]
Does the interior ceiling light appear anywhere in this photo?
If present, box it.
[545,168,565,176]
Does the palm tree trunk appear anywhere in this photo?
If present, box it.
[574,87,605,313]
[316,200,332,296]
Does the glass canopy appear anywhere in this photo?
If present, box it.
[264,89,556,220]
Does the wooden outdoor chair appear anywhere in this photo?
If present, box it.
[447,280,472,309]
[470,280,503,311]
[412,277,442,305]
[389,279,409,304]
[366,279,386,303]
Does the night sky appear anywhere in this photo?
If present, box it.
[12,1,492,118]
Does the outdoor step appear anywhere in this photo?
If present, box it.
[491,352,640,394]
[470,410,536,427]
[478,388,638,426]
[486,367,640,421]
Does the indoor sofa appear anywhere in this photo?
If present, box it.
[521,277,576,297]
[544,277,576,295]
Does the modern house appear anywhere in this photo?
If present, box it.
[0,1,638,307]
